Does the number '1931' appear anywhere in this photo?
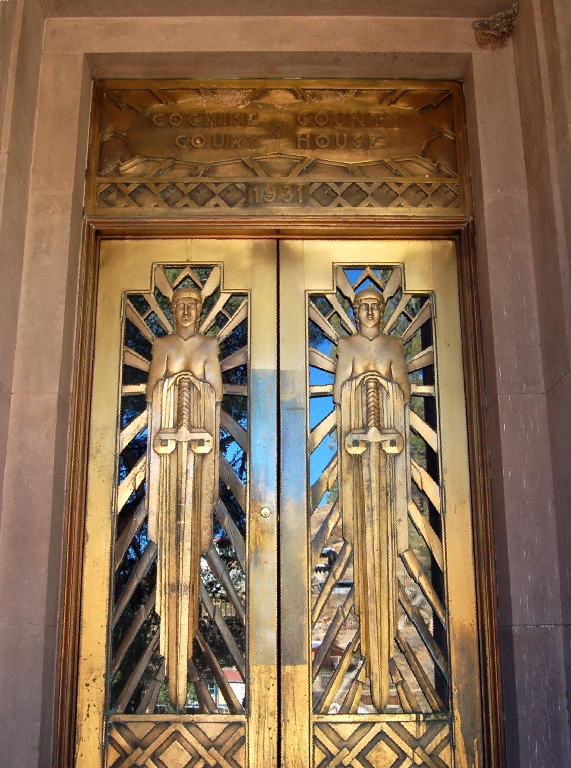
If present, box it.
[247,183,309,206]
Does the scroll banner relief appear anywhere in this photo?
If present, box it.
[87,79,470,217]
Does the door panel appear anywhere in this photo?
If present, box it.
[279,240,481,768]
[76,240,278,767]
[75,238,481,768]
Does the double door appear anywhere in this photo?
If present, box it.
[76,238,482,767]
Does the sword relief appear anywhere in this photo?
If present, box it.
[146,287,223,710]
[334,287,411,712]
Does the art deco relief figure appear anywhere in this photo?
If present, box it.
[146,288,223,710]
[334,287,411,712]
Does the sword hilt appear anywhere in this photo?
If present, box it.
[345,376,403,455]
[177,374,192,431]
[153,375,213,455]
[366,378,381,431]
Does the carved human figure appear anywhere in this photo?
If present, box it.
[334,286,410,712]
[146,289,223,403]
[146,287,222,710]
[333,289,410,405]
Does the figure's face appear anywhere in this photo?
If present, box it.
[356,298,383,331]
[174,297,201,329]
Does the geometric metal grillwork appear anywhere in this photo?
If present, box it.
[96,180,461,212]
[73,237,483,768]
[314,718,451,768]
[111,262,248,716]
[108,720,246,768]
[309,264,448,716]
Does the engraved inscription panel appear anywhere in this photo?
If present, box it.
[88,80,470,216]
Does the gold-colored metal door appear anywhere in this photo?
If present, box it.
[278,240,482,768]
[75,237,482,768]
[76,239,279,768]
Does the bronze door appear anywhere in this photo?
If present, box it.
[278,240,481,768]
[75,238,482,768]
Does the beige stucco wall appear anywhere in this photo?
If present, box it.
[0,2,569,766]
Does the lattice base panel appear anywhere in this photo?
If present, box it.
[108,718,246,768]
[314,717,451,768]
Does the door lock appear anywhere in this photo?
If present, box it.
[260,506,272,518]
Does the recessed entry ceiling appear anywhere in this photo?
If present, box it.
[39,0,514,19]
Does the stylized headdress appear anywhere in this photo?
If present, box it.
[353,287,386,310]
[171,287,203,309]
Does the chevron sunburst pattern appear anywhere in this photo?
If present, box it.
[110,262,248,718]
[309,264,448,719]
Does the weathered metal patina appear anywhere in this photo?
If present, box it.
[88,79,470,217]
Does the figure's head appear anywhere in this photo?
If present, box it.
[171,287,202,331]
[353,287,385,332]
